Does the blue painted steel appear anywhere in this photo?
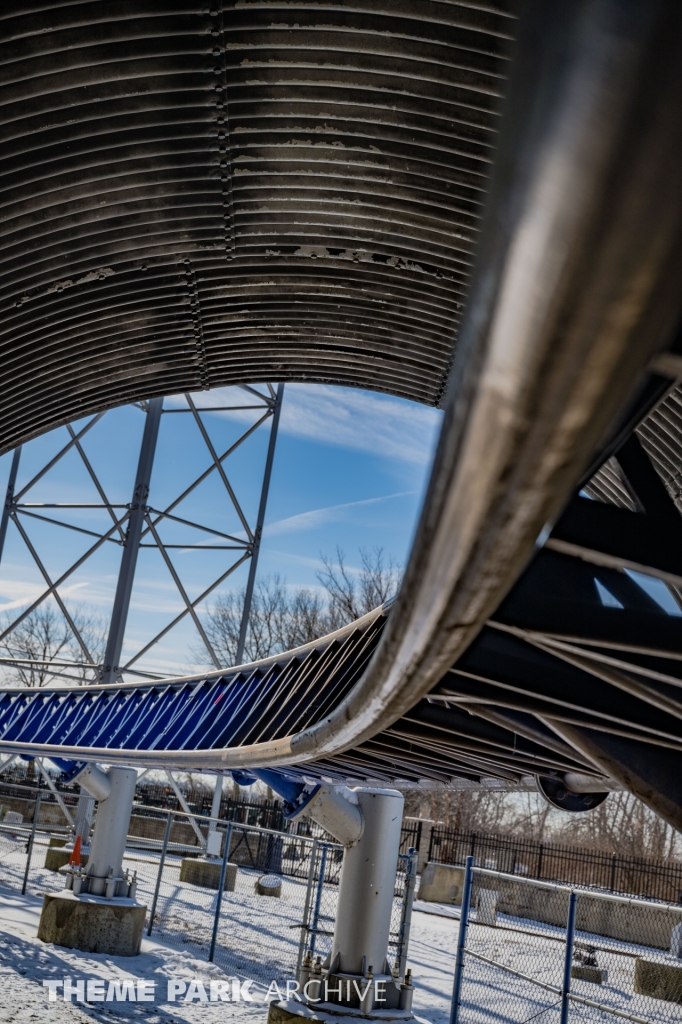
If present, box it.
[250,768,320,818]
[561,891,577,1024]
[148,812,173,937]
[209,822,234,962]
[450,855,474,1024]
[0,612,386,775]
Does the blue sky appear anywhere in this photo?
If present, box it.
[0,384,442,678]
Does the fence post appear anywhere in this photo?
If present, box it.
[208,823,233,963]
[560,891,577,1024]
[297,838,319,974]
[397,848,418,980]
[21,791,41,895]
[309,843,329,957]
[449,855,474,1024]
[537,843,544,878]
[148,812,173,936]
[609,854,617,893]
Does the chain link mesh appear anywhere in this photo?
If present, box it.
[456,868,682,1024]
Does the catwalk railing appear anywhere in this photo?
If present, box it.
[451,859,682,1024]
[429,828,682,905]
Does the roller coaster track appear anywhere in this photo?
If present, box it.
[1,2,682,828]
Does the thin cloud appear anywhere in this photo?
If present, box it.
[264,491,416,537]
[180,383,442,465]
[0,580,90,613]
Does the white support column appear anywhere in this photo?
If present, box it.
[206,775,224,856]
[331,788,404,976]
[73,793,95,849]
[86,767,137,895]
[209,775,223,827]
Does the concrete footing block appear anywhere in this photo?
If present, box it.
[634,957,682,1003]
[179,857,238,891]
[45,847,89,872]
[37,891,146,956]
[417,862,465,905]
[571,965,607,984]
[256,874,282,897]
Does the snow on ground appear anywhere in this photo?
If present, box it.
[0,887,268,1024]
[0,836,678,1024]
[413,901,682,1024]
[0,887,458,1024]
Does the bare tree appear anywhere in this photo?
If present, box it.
[402,784,681,860]
[0,603,106,687]
[202,574,330,665]
[317,546,402,628]
[200,547,403,668]
[547,789,679,860]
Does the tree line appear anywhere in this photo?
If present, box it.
[0,546,401,686]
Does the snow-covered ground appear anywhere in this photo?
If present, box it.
[0,887,458,1024]
[414,901,682,1024]
[0,835,678,1024]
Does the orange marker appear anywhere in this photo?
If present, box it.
[69,835,82,866]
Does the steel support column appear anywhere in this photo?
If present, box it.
[236,383,284,664]
[100,399,163,684]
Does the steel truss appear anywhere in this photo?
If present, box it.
[0,384,284,684]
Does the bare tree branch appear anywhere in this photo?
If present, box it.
[0,604,106,686]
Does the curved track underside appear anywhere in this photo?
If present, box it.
[1,2,682,830]
[0,1,514,450]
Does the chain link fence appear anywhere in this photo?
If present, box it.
[451,858,682,1024]
[0,784,418,988]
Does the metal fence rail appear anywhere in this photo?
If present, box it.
[430,828,682,904]
[451,859,682,1024]
[0,791,417,987]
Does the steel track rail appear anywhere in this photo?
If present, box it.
[1,1,681,774]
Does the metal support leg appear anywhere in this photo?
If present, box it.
[236,383,284,664]
[206,775,223,855]
[297,838,319,974]
[86,766,137,895]
[0,755,18,775]
[101,398,163,684]
[450,856,474,1024]
[74,793,95,849]
[560,892,578,1024]
[22,791,41,895]
[208,822,233,962]
[397,848,418,981]
[148,812,173,936]
[329,788,403,976]
[209,775,223,829]
[36,758,74,829]
[165,769,207,850]
[0,446,21,566]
